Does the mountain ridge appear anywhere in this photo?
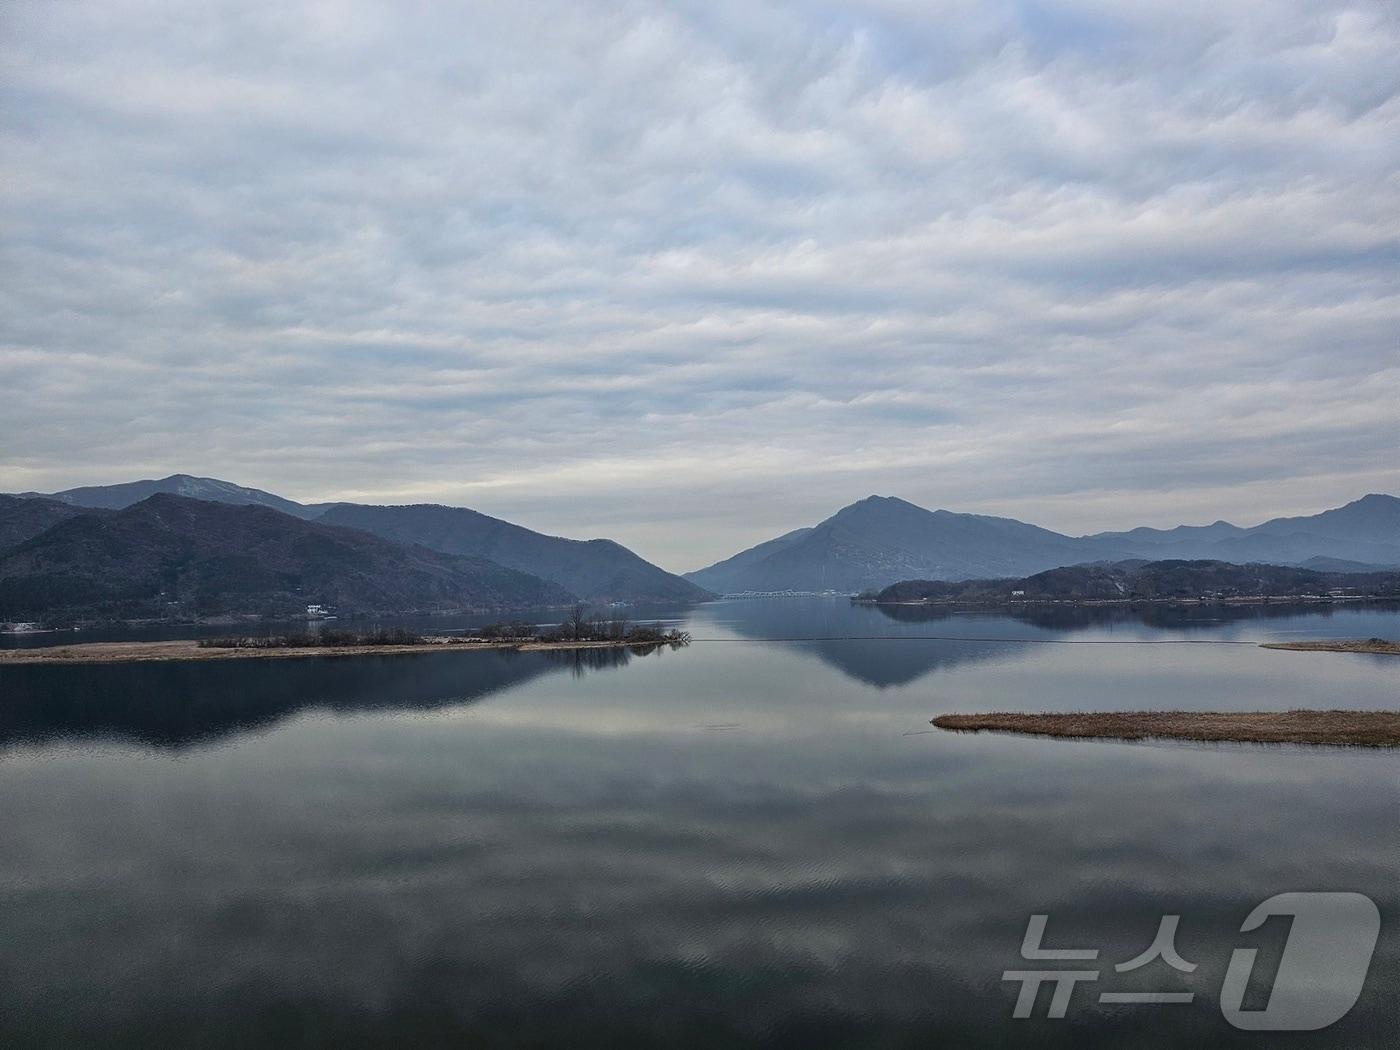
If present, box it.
[0,494,573,621]
[687,493,1400,594]
[0,494,88,551]
[13,475,706,604]
[11,476,1397,599]
[686,495,1135,593]
[315,503,710,604]
[18,474,323,519]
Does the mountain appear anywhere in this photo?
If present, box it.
[1297,555,1399,573]
[11,474,704,604]
[19,474,322,518]
[685,496,1130,594]
[874,560,1400,604]
[0,494,87,550]
[0,494,572,621]
[683,526,814,594]
[1244,492,1400,545]
[14,474,1395,602]
[1088,494,1400,566]
[317,503,711,604]
[687,493,1400,595]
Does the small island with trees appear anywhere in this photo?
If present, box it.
[0,608,691,666]
[858,559,1400,606]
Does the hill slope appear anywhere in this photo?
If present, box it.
[874,560,1400,603]
[317,503,710,603]
[0,494,572,620]
[1088,494,1400,566]
[686,496,1130,593]
[688,493,1400,594]
[12,474,704,604]
[683,527,815,594]
[0,494,88,551]
[19,474,322,518]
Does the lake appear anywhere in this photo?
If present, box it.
[2,599,1397,1047]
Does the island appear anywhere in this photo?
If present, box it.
[1259,639,1400,656]
[859,560,1400,606]
[0,624,691,666]
[931,710,1400,747]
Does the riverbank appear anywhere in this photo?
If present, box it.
[1260,639,1400,655]
[932,710,1400,747]
[0,636,685,666]
[857,594,1394,609]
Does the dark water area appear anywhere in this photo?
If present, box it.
[1,599,1397,1047]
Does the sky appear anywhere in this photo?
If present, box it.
[2,0,1397,572]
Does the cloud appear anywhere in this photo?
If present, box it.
[2,0,1397,569]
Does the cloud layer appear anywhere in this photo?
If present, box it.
[3,0,1397,569]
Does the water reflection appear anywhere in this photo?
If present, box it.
[864,598,1400,633]
[689,598,1400,688]
[544,643,685,678]
[0,616,1396,1048]
[0,647,667,751]
[681,598,1028,687]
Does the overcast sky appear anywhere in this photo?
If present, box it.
[2,1,1397,571]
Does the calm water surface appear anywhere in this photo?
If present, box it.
[2,600,1397,1047]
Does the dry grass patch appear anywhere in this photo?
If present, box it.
[1260,638,1400,655]
[932,710,1400,747]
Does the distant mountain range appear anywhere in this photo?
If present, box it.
[873,560,1400,605]
[10,474,707,605]
[0,494,572,621]
[688,496,1108,593]
[18,474,323,518]
[1084,493,1400,565]
[8,476,1397,615]
[686,493,1400,594]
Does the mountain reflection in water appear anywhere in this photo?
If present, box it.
[0,646,665,751]
[0,600,1397,1048]
[687,597,1400,689]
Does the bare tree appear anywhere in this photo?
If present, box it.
[565,604,589,641]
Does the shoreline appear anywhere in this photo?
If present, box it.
[856,595,1396,608]
[0,637,679,666]
[1259,639,1400,655]
[931,710,1400,747]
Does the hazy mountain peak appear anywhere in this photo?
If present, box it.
[830,494,935,521]
[687,491,1400,595]
[21,474,318,519]
[1345,493,1399,512]
[688,494,1112,593]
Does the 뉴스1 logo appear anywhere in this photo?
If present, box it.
[1004,892,1381,1031]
